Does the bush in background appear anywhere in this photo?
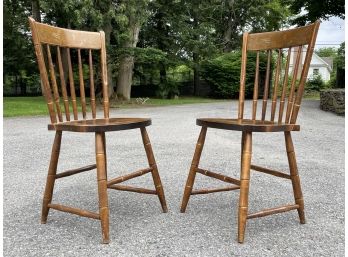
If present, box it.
[305,74,326,91]
[201,51,267,98]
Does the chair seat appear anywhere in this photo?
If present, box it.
[196,118,300,132]
[48,118,151,132]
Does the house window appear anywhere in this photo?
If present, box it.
[313,68,319,76]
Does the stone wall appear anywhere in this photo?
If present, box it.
[320,89,345,115]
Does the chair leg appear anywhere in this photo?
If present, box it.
[41,131,62,224]
[95,132,110,244]
[140,127,168,213]
[180,127,207,213]
[284,132,305,224]
[238,131,252,243]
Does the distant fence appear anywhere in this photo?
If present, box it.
[131,80,211,98]
[4,70,212,97]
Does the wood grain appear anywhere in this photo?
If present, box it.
[29,17,168,244]
[181,21,320,244]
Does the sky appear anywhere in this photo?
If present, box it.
[315,17,345,49]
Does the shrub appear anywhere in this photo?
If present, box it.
[305,74,326,91]
[201,51,267,98]
[156,79,180,99]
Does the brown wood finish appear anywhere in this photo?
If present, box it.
[95,132,110,243]
[285,131,305,223]
[180,127,207,213]
[57,46,71,121]
[250,164,291,179]
[89,49,97,119]
[191,186,240,195]
[141,127,168,213]
[238,132,252,243]
[55,164,97,179]
[261,50,272,121]
[78,49,87,119]
[108,185,157,195]
[46,45,63,122]
[67,48,78,120]
[238,32,249,119]
[247,204,299,219]
[196,168,240,185]
[29,17,167,244]
[48,204,100,220]
[107,167,153,186]
[48,118,152,132]
[41,131,62,224]
[247,22,317,50]
[285,45,303,123]
[196,118,300,132]
[270,49,282,121]
[180,21,319,244]
[278,48,292,123]
[252,51,260,120]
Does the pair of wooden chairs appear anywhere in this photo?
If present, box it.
[29,17,319,244]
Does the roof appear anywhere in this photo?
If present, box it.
[321,57,334,70]
[289,47,333,72]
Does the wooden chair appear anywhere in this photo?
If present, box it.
[180,21,320,243]
[28,17,167,244]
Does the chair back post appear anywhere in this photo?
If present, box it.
[29,17,57,124]
[290,21,320,124]
[100,31,110,119]
[238,32,249,120]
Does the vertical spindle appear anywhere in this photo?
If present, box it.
[261,50,272,121]
[78,49,87,119]
[252,51,260,120]
[67,48,78,120]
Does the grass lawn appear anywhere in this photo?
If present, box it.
[4,93,319,117]
[4,97,49,117]
[3,96,227,117]
[303,91,320,99]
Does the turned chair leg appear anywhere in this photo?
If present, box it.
[41,131,62,224]
[140,127,168,213]
[284,132,305,224]
[95,132,110,244]
[238,131,252,243]
[180,127,207,213]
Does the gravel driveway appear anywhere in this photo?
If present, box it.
[3,100,344,257]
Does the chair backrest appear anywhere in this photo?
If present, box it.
[238,21,320,124]
[28,17,109,124]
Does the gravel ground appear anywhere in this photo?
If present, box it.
[3,100,344,257]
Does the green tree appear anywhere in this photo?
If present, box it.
[115,0,151,100]
[315,47,338,58]
[41,0,118,97]
[288,0,345,25]
[139,0,181,88]
[336,42,345,70]
[216,0,291,52]
[4,0,37,95]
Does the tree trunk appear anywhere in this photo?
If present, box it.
[157,11,167,86]
[159,62,167,85]
[32,0,41,22]
[32,0,45,95]
[223,0,235,53]
[116,56,134,100]
[116,24,140,100]
[103,19,115,98]
[193,52,200,96]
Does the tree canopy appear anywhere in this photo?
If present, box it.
[3,0,345,99]
[288,0,345,25]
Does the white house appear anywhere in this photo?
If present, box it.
[289,47,333,82]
